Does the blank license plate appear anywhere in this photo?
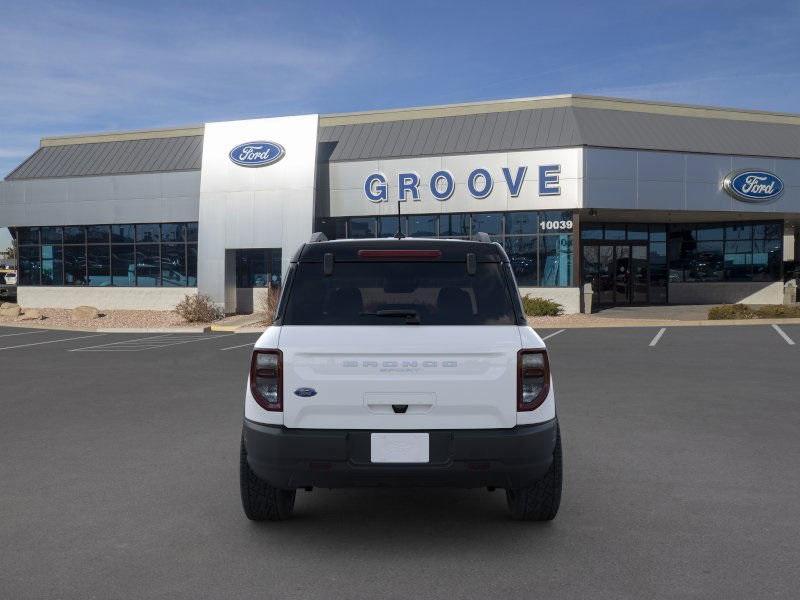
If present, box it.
[370,433,429,463]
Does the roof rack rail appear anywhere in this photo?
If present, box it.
[309,231,328,243]
[473,231,492,243]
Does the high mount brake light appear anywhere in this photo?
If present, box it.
[517,349,550,411]
[250,349,283,411]
[357,249,442,259]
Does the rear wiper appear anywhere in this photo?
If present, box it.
[362,309,421,324]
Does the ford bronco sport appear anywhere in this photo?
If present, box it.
[240,233,562,521]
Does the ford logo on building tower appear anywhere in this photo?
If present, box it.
[229,141,285,167]
[723,169,784,203]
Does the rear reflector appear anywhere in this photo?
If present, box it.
[357,249,442,259]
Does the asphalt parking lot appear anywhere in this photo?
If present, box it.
[1,324,799,599]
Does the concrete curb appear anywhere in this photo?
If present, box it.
[528,317,800,329]
[210,322,267,332]
[0,321,214,333]
[96,327,211,333]
[209,324,240,332]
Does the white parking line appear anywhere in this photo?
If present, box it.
[771,324,795,346]
[0,330,49,339]
[541,329,565,341]
[68,333,174,351]
[220,342,256,351]
[0,333,105,352]
[649,328,667,347]
[70,333,236,352]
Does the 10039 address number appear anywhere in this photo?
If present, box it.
[539,220,573,232]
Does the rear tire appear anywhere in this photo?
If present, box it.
[506,425,562,521]
[240,436,296,521]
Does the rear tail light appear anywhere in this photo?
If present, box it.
[517,349,550,411]
[250,349,283,411]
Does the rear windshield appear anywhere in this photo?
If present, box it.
[282,261,519,325]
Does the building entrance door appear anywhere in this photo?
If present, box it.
[232,248,282,314]
[583,242,649,305]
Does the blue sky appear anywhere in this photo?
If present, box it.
[1,0,800,249]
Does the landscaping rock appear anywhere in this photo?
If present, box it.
[1,302,19,309]
[17,309,43,321]
[72,305,100,320]
[0,305,22,317]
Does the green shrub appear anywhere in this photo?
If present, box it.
[708,304,800,320]
[175,294,223,323]
[754,304,800,318]
[707,304,758,320]
[522,296,564,317]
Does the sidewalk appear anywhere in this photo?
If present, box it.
[209,313,267,332]
[528,304,800,328]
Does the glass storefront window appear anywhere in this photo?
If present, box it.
[41,227,63,245]
[504,236,537,286]
[440,214,469,238]
[41,245,63,286]
[111,224,135,243]
[136,245,161,286]
[18,227,40,245]
[136,224,160,243]
[161,223,185,243]
[725,224,752,240]
[64,246,87,285]
[187,245,198,286]
[378,216,407,238]
[14,222,198,288]
[63,226,85,244]
[161,244,187,286]
[604,224,626,240]
[753,222,782,239]
[540,235,572,287]
[111,245,136,287]
[506,212,537,235]
[408,215,437,237]
[86,225,109,244]
[648,224,666,242]
[627,225,648,240]
[666,220,782,283]
[235,249,282,287]
[580,223,603,240]
[87,245,111,286]
[695,225,723,241]
[348,217,376,238]
[19,246,40,285]
[471,213,503,236]
[686,241,723,282]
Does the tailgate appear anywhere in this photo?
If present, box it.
[279,325,521,430]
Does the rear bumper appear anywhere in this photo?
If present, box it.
[242,418,558,489]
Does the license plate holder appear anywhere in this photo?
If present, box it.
[370,433,430,463]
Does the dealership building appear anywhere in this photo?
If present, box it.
[1,94,798,314]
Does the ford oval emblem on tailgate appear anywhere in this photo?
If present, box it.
[294,387,317,397]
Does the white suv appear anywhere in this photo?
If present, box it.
[240,234,562,521]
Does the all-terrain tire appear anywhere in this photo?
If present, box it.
[506,425,562,521]
[240,436,296,521]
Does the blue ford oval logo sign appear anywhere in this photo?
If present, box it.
[229,141,285,167]
[293,387,317,398]
[723,169,784,203]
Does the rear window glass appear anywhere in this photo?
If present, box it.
[282,261,518,325]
